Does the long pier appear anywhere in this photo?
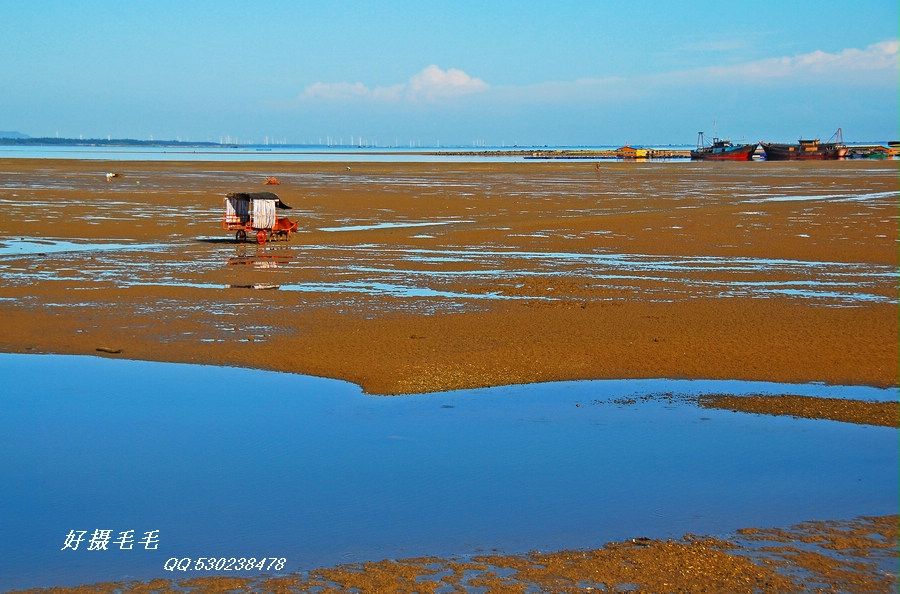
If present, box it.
[432,144,897,160]
[522,148,691,160]
[427,148,692,160]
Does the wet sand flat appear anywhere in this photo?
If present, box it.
[0,158,897,592]
[0,158,897,396]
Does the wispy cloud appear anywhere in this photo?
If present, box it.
[678,38,754,53]
[686,40,899,84]
[492,41,899,105]
[300,65,488,103]
[295,42,897,110]
[299,81,371,100]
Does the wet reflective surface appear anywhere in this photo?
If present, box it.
[0,161,896,325]
[0,238,895,313]
[0,353,896,590]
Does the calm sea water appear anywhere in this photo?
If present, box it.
[0,142,890,163]
[0,144,692,162]
[0,353,896,590]
[1,146,896,589]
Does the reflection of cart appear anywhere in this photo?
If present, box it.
[222,192,298,244]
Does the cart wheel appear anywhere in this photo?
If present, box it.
[256,230,267,244]
[236,230,247,243]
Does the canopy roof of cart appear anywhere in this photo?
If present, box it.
[225,192,292,209]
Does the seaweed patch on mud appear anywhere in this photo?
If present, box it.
[11,515,897,594]
[600,391,899,428]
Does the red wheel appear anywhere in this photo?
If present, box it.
[256,230,267,244]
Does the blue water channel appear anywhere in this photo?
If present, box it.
[0,353,897,590]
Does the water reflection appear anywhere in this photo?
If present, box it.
[319,220,474,232]
[0,354,896,590]
[0,238,165,257]
[1,238,894,308]
[226,249,293,269]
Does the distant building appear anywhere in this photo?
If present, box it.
[615,145,648,159]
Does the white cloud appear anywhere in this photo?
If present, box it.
[299,65,488,103]
[494,40,900,105]
[697,40,899,84]
[299,81,370,100]
[296,42,897,112]
[797,40,898,71]
[522,41,896,101]
[406,65,489,100]
[371,84,406,101]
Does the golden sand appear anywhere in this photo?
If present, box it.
[0,159,896,395]
[0,157,897,592]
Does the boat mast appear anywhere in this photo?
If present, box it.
[828,127,844,144]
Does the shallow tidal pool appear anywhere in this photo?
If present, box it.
[0,353,896,590]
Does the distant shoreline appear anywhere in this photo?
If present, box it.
[0,137,692,152]
[2,136,896,153]
[0,136,220,149]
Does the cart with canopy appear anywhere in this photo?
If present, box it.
[222,191,298,244]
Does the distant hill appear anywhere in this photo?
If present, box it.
[0,135,220,148]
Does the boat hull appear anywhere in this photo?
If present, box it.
[690,142,758,161]
[760,142,848,160]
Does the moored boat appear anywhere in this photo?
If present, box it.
[690,132,758,161]
[760,128,848,160]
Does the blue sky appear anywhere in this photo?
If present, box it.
[1,1,897,146]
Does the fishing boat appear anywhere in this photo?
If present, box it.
[690,132,758,161]
[760,128,848,160]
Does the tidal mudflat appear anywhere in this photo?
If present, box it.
[0,158,896,591]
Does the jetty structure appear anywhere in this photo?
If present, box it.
[522,146,690,160]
